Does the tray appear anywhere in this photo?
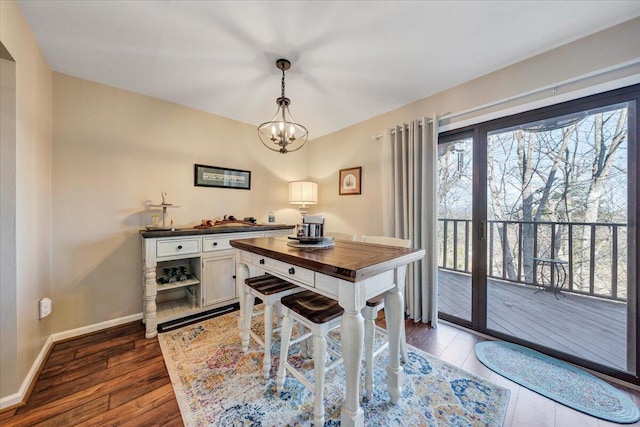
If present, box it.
[287,239,335,249]
[288,236,327,244]
[146,226,173,231]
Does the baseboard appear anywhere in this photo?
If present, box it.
[0,312,143,411]
[50,312,143,342]
[0,334,53,411]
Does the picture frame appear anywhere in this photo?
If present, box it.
[339,166,362,195]
[194,164,251,190]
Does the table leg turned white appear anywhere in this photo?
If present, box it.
[340,308,365,427]
[385,283,404,404]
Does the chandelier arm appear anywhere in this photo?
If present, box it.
[281,141,307,153]
[257,129,285,152]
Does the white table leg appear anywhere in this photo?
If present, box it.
[362,305,376,400]
[340,308,364,427]
[384,284,404,404]
[235,260,250,351]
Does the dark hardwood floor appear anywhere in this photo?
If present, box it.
[0,321,182,427]
[2,314,639,426]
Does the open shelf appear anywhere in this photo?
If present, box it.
[156,277,199,291]
[157,297,199,323]
[156,257,201,300]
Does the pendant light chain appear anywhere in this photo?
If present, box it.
[281,66,286,101]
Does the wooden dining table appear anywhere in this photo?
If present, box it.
[230,236,425,427]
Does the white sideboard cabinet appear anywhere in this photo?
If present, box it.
[140,225,293,338]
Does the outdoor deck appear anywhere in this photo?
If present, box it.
[438,269,629,371]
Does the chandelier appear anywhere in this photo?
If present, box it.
[257,59,308,154]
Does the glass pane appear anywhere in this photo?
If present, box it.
[438,137,473,322]
[485,103,631,373]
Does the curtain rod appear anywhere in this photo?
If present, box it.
[379,57,640,139]
[439,57,640,122]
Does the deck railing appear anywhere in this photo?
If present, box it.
[438,219,628,301]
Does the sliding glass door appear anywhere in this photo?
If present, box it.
[485,102,633,373]
[437,133,473,324]
[438,84,639,383]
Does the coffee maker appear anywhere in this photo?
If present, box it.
[297,215,324,238]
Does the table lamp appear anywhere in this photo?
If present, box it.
[288,181,318,220]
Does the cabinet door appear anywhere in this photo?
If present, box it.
[201,251,236,306]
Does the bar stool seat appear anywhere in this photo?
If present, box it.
[276,290,344,427]
[244,274,302,379]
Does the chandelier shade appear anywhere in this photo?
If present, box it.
[258,59,308,154]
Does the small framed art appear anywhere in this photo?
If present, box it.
[194,164,251,190]
[339,166,362,195]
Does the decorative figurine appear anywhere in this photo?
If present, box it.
[149,192,179,228]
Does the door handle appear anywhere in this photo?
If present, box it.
[479,220,486,241]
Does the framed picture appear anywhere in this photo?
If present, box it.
[339,166,362,195]
[194,164,251,190]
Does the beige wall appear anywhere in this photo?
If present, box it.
[0,0,52,399]
[309,17,640,239]
[51,73,310,332]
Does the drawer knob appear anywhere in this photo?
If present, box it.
[213,242,218,246]
[288,267,295,275]
[259,259,265,265]
[177,245,183,250]
[232,275,236,279]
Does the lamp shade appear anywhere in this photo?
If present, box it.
[288,181,318,205]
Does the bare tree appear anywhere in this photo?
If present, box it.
[439,105,628,299]
[484,108,627,292]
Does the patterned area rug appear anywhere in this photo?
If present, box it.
[475,341,640,424]
[158,309,510,426]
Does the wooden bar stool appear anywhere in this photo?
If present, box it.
[244,274,302,379]
[361,235,410,400]
[276,290,344,427]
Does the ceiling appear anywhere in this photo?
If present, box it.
[16,1,640,139]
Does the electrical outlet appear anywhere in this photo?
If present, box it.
[39,298,52,319]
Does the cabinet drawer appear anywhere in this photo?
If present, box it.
[157,238,200,257]
[202,236,232,252]
[251,253,314,286]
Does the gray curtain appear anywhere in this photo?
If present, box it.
[383,116,439,326]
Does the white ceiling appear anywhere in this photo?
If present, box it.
[16,1,640,139]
